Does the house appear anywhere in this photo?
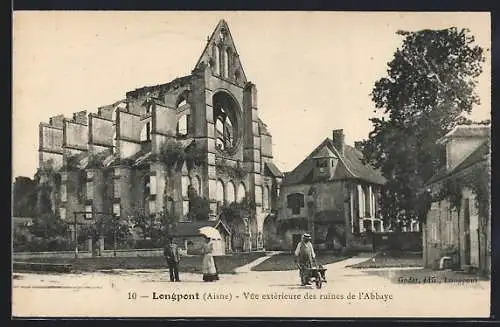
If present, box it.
[266,129,386,251]
[173,220,231,255]
[423,124,491,277]
[35,19,283,251]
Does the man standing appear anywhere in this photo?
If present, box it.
[294,233,316,286]
[164,238,181,282]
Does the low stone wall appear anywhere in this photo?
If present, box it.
[12,248,173,260]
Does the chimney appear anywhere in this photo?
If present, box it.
[354,141,364,152]
[332,129,345,155]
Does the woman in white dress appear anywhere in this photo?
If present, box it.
[201,236,219,282]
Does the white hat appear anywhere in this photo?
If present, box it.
[303,233,311,239]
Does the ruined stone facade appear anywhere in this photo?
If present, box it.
[36,20,283,251]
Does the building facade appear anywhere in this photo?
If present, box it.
[36,20,283,251]
[265,129,386,251]
[423,124,491,277]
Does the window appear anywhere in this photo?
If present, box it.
[213,92,239,152]
[112,131,118,153]
[373,220,381,232]
[113,203,121,217]
[214,45,220,75]
[317,159,328,168]
[149,175,157,195]
[59,207,66,220]
[86,180,94,200]
[192,175,202,197]
[113,180,121,199]
[183,200,189,217]
[60,184,67,202]
[236,182,246,203]
[216,179,225,204]
[363,219,372,232]
[177,114,188,137]
[182,176,191,198]
[226,181,235,204]
[114,167,120,177]
[263,186,270,210]
[287,193,305,215]
[223,48,229,78]
[365,186,371,217]
[85,205,92,219]
[357,185,365,218]
[140,122,151,142]
[149,200,156,214]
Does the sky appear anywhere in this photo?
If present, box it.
[12,11,491,180]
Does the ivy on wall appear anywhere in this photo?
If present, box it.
[216,158,247,180]
[157,139,205,172]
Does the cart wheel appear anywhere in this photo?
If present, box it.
[316,278,322,289]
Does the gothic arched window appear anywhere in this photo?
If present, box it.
[216,179,225,204]
[236,182,246,203]
[140,122,151,142]
[213,92,239,153]
[226,181,235,204]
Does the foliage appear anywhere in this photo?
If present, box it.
[12,176,37,217]
[80,214,132,248]
[87,152,107,169]
[187,186,211,221]
[131,211,156,240]
[219,196,256,223]
[158,139,205,172]
[434,159,490,225]
[360,27,486,226]
[64,154,82,171]
[215,158,247,179]
[29,212,69,240]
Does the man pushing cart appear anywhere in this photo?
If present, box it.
[294,233,327,288]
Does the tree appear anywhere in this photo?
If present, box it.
[361,28,485,227]
[219,196,256,250]
[12,176,37,217]
[187,186,211,221]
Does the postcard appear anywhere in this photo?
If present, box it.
[12,11,491,318]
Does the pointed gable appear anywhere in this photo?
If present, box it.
[194,19,248,85]
[282,137,386,187]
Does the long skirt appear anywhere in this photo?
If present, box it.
[202,254,219,282]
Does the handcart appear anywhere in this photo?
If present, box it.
[298,264,327,289]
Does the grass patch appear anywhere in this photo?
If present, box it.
[14,252,267,275]
[251,252,350,271]
[348,251,423,269]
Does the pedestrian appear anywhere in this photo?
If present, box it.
[294,233,316,286]
[164,237,181,282]
[201,236,219,282]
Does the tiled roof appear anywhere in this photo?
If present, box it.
[426,139,490,185]
[281,138,386,186]
[264,162,284,178]
[438,124,491,144]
